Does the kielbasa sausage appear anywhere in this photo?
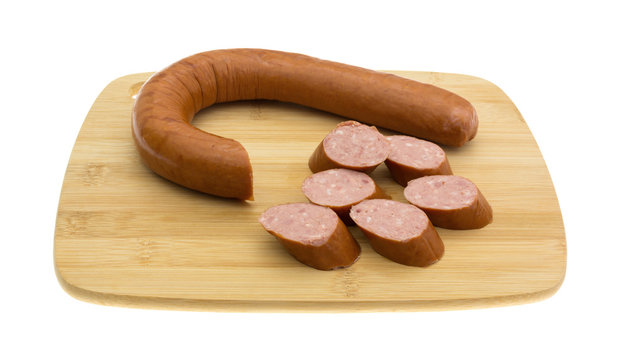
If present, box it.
[308,121,391,174]
[384,135,453,186]
[133,49,478,200]
[350,199,444,267]
[302,168,390,225]
[258,203,360,270]
[404,175,493,229]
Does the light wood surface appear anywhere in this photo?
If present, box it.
[54,71,566,312]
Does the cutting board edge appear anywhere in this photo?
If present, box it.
[54,261,566,313]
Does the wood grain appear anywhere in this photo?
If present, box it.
[54,71,566,312]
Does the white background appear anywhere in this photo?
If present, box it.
[2,1,619,358]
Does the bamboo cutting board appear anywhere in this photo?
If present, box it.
[54,71,566,311]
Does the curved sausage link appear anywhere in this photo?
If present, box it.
[132,49,478,200]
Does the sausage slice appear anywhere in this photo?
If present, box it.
[385,135,452,186]
[404,175,493,229]
[308,121,390,173]
[258,203,360,270]
[349,199,444,267]
[302,169,390,225]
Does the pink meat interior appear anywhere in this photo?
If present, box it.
[350,199,429,241]
[404,175,477,210]
[302,169,376,207]
[386,135,446,169]
[323,122,389,167]
[258,203,338,245]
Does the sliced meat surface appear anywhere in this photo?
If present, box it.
[259,203,360,270]
[302,169,390,225]
[308,121,390,173]
[404,175,493,229]
[350,199,444,267]
[385,135,452,186]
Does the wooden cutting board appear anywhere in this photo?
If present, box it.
[54,71,566,312]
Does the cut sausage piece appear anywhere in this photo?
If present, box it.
[259,203,360,270]
[404,175,493,229]
[385,135,453,186]
[302,169,390,225]
[349,199,444,267]
[308,121,390,173]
